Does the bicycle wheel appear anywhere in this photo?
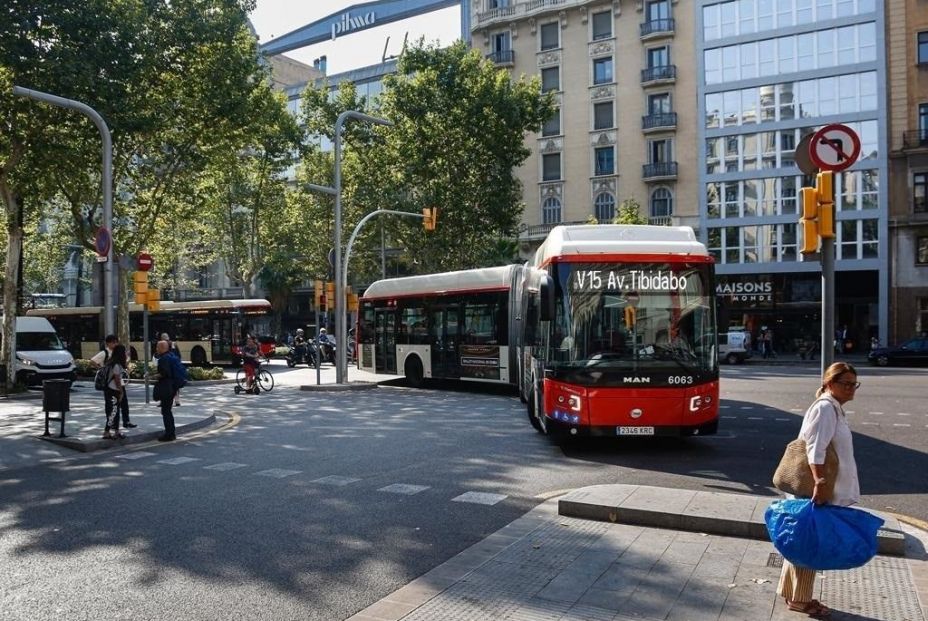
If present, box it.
[235,369,247,392]
[257,368,274,393]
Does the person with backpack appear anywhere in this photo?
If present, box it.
[91,335,136,429]
[100,345,129,440]
[153,339,177,441]
[160,332,186,406]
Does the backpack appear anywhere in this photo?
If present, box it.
[94,350,112,391]
[169,352,189,391]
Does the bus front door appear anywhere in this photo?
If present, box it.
[430,305,461,378]
[374,310,396,374]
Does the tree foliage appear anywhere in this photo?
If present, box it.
[613,198,649,225]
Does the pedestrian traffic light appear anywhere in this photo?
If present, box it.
[799,171,835,255]
[146,287,160,311]
[133,271,148,304]
[314,280,323,308]
[422,207,438,231]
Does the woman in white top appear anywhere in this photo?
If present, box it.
[777,362,861,619]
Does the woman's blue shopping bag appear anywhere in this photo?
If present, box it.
[765,499,884,570]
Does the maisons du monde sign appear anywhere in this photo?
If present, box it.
[716,280,773,303]
[331,10,377,39]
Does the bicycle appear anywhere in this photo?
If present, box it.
[234,365,275,394]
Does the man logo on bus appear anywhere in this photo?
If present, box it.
[623,377,651,384]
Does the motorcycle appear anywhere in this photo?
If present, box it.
[286,342,316,368]
[317,335,336,365]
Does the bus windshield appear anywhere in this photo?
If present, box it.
[548,261,717,384]
[17,332,66,351]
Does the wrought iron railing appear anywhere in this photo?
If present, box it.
[642,162,678,179]
[640,18,675,37]
[902,130,928,149]
[486,49,515,65]
[640,65,676,83]
[642,112,677,130]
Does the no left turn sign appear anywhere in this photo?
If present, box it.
[809,124,861,172]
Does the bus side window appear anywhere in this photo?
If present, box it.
[523,295,538,345]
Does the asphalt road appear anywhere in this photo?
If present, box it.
[0,362,925,620]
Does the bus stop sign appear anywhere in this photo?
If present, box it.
[137,252,154,271]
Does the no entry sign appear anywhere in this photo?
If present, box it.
[137,252,154,271]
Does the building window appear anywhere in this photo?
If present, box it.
[593,101,613,130]
[594,192,616,223]
[919,31,928,65]
[488,0,509,8]
[492,31,511,54]
[649,138,672,164]
[915,172,928,213]
[542,108,560,137]
[919,103,928,143]
[647,46,669,69]
[592,11,612,40]
[593,57,614,84]
[648,93,671,115]
[646,0,669,22]
[541,66,559,92]
[919,298,928,335]
[542,197,562,224]
[650,187,672,218]
[540,22,559,51]
[594,146,615,176]
[542,153,561,181]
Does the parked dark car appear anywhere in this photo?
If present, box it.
[867,337,928,367]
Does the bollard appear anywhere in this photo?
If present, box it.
[42,379,71,438]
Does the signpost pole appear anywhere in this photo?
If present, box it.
[143,306,150,404]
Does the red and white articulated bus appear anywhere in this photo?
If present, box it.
[358,224,719,438]
[518,225,719,438]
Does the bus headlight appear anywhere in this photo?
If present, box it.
[568,395,581,412]
[16,355,36,366]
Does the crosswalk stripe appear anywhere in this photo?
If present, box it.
[255,468,301,478]
[158,457,200,465]
[379,484,430,495]
[311,475,360,486]
[204,462,248,471]
[115,451,157,460]
[452,491,507,505]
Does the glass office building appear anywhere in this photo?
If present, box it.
[697,0,887,354]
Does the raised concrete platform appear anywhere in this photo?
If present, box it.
[558,484,907,557]
[299,381,378,391]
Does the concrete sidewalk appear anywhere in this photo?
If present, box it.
[349,485,928,621]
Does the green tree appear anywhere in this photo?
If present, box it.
[299,40,554,283]
[613,198,649,225]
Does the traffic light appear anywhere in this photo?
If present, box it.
[146,287,160,311]
[325,281,335,310]
[133,271,148,304]
[624,306,637,330]
[314,280,323,308]
[799,171,835,255]
[347,291,359,313]
[422,207,438,231]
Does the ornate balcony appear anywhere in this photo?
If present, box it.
[642,161,678,181]
[639,18,675,39]
[648,216,673,226]
[519,220,587,241]
[640,65,676,86]
[486,49,515,66]
[642,112,677,132]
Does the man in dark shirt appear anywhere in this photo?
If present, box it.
[155,340,176,441]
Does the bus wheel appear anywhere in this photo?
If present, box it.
[404,356,424,388]
[528,386,547,434]
[725,353,739,365]
[191,346,208,367]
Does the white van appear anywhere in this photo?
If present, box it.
[1,317,76,386]
[718,329,752,364]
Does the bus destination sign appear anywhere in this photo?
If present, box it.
[573,269,688,293]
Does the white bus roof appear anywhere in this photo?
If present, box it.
[532,225,708,267]
[362,265,517,300]
[26,299,271,316]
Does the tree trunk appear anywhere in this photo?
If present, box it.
[0,186,23,388]
[117,262,131,355]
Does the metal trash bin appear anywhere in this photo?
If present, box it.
[42,379,71,437]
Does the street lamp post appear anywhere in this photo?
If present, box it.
[12,86,115,336]
[307,110,392,384]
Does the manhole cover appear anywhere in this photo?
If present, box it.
[767,553,783,568]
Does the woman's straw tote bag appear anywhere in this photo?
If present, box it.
[773,440,838,501]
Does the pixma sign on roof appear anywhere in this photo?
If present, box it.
[332,10,377,39]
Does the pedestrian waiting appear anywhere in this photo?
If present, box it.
[91,334,136,430]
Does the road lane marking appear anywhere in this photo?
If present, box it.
[898,413,911,416]
[893,423,911,428]
[379,484,430,495]
[452,491,507,505]
[860,422,878,426]
[747,417,762,420]
[311,475,360,486]
[774,418,790,422]
[204,462,248,471]
[870,412,883,415]
[115,451,157,460]
[721,416,736,419]
[158,457,200,465]
[256,468,302,478]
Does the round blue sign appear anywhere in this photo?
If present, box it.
[95,227,111,256]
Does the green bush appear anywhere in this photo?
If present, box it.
[129,360,157,379]
[74,359,97,377]
[188,366,224,381]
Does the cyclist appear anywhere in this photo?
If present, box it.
[242,335,260,394]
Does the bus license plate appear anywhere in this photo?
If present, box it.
[617,426,654,436]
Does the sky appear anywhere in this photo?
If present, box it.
[248,0,462,75]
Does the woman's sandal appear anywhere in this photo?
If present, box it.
[787,599,831,618]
